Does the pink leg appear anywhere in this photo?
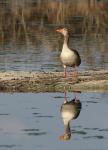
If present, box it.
[72,65,78,79]
[73,91,77,100]
[64,89,66,99]
[64,89,67,104]
[73,91,78,103]
[63,65,67,78]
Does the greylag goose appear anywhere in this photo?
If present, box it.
[56,28,81,78]
[59,91,82,141]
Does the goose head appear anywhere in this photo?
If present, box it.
[56,28,68,36]
[59,133,71,141]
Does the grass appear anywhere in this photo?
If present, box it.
[0,0,108,43]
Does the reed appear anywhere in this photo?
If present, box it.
[0,0,108,43]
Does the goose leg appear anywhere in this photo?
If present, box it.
[72,65,78,79]
[73,91,78,103]
[63,65,67,78]
[64,88,67,104]
[73,91,76,100]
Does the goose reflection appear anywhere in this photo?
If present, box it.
[59,90,82,141]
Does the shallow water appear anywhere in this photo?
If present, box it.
[0,1,108,72]
[0,33,108,72]
[0,92,108,150]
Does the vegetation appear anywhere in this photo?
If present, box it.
[0,0,108,43]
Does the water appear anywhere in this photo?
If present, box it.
[0,1,108,71]
[0,1,108,150]
[0,33,108,72]
[0,92,108,150]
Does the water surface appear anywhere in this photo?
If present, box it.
[0,33,108,72]
[0,92,108,150]
[0,0,108,71]
[0,2,108,150]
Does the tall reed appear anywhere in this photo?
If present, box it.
[0,0,108,43]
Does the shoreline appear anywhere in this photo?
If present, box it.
[0,70,108,93]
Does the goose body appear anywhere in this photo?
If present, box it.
[59,98,82,140]
[60,47,81,67]
[61,99,81,124]
[56,28,81,78]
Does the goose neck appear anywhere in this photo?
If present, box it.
[64,122,71,135]
[64,34,69,44]
[63,35,69,50]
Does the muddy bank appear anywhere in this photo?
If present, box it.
[0,70,108,92]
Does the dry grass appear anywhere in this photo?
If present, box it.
[0,0,108,43]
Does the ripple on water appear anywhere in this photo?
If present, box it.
[34,115,54,118]
[0,145,16,148]
[71,129,87,135]
[86,101,98,104]
[84,127,99,130]
[22,128,47,136]
[83,135,105,139]
[98,129,108,132]
[32,112,54,118]
[0,113,10,116]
